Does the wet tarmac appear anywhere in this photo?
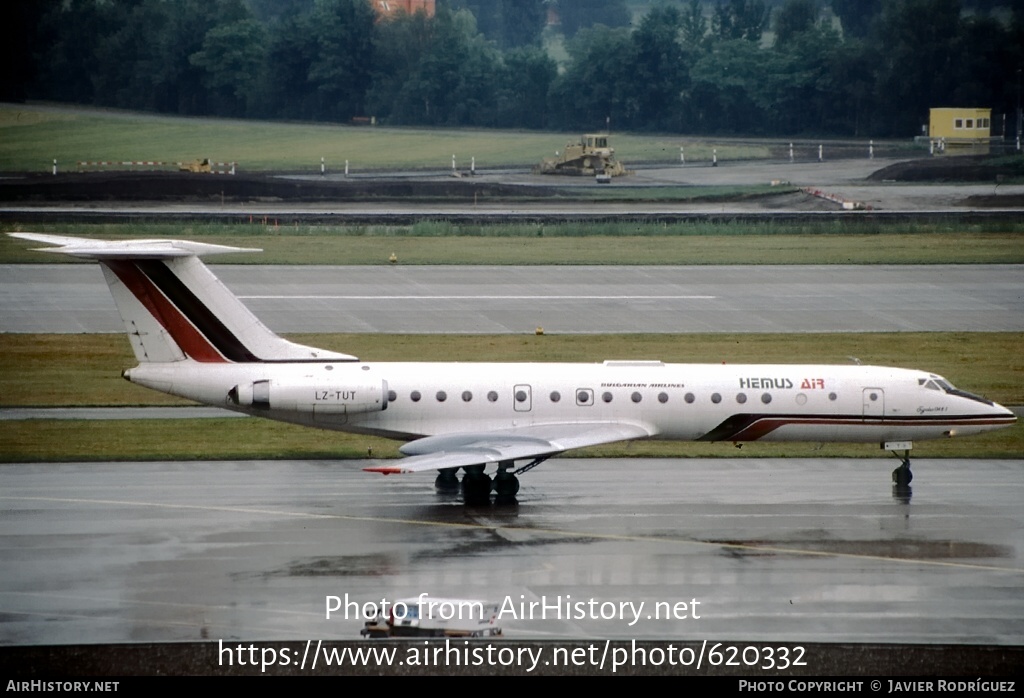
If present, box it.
[3,458,1022,648]
[2,264,1021,334]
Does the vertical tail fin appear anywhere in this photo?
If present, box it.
[10,233,356,363]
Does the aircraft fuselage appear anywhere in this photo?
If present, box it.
[125,359,1015,446]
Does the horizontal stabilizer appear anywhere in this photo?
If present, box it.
[9,232,259,259]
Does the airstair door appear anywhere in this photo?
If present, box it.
[862,388,885,421]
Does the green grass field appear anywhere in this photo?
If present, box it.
[0,104,770,173]
[4,417,1017,462]
[3,224,1023,265]
[1,332,1020,462]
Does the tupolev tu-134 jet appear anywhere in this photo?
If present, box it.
[13,233,1015,500]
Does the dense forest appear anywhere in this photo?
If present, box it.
[3,0,1022,138]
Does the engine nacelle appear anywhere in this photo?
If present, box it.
[229,378,388,421]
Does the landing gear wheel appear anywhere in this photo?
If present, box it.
[493,470,520,497]
[435,468,460,492]
[461,466,492,504]
[892,458,913,487]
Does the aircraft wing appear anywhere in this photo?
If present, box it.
[364,422,653,474]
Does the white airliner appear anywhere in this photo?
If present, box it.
[13,233,1015,499]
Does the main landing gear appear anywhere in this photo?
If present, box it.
[434,468,460,492]
[461,465,493,504]
[435,457,550,504]
[493,463,520,497]
[434,465,492,504]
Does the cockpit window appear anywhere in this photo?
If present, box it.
[926,375,993,405]
[923,376,956,391]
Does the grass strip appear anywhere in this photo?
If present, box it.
[3,226,1022,265]
[2,417,1019,463]
[0,104,774,172]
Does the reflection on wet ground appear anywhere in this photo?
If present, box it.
[2,458,1022,646]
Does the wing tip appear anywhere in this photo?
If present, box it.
[363,466,406,475]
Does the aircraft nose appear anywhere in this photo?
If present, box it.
[987,400,1018,428]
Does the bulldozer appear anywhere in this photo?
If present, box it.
[537,134,627,177]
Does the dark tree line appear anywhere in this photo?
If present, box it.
[5,0,1023,138]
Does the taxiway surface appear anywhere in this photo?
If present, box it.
[3,458,1022,646]
[2,263,1021,334]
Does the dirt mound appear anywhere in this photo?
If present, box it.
[868,155,1024,182]
[958,194,1024,208]
[0,171,557,203]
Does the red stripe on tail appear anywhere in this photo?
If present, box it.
[105,260,227,363]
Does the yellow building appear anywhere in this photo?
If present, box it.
[929,107,992,141]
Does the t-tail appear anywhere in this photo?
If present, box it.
[9,233,354,364]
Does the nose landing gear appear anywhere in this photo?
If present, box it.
[891,454,913,488]
[884,441,913,502]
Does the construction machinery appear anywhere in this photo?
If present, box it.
[537,134,627,177]
[179,158,211,173]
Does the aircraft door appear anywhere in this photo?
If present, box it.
[513,384,532,412]
[862,388,885,421]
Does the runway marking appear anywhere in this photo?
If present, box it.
[0,590,321,619]
[239,295,717,300]
[4,495,1021,574]
[0,605,308,637]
